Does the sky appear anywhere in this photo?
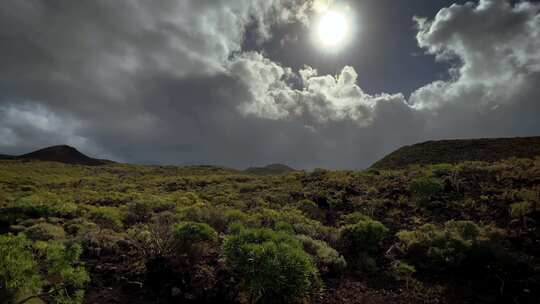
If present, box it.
[0,0,539,169]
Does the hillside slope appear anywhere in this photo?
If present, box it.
[372,136,540,169]
[17,145,111,166]
[0,154,14,160]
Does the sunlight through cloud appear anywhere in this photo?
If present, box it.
[312,3,353,52]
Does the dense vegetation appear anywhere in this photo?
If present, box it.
[0,157,539,303]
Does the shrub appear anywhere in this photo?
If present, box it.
[397,220,492,270]
[0,234,41,303]
[390,260,416,289]
[339,218,388,257]
[172,222,218,257]
[223,209,254,229]
[177,203,231,231]
[409,177,444,196]
[174,192,202,206]
[0,199,79,224]
[296,235,346,276]
[65,218,98,236]
[82,229,126,257]
[223,228,319,303]
[0,234,89,304]
[33,240,89,303]
[127,213,178,261]
[153,201,179,213]
[124,201,153,224]
[339,212,371,225]
[274,220,294,233]
[298,199,324,220]
[87,206,124,230]
[25,222,66,241]
[510,201,533,221]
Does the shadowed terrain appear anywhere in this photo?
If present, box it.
[372,137,540,169]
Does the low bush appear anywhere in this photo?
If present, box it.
[124,201,153,224]
[0,234,89,303]
[409,177,444,196]
[127,213,178,262]
[339,212,371,225]
[390,260,416,289]
[397,220,495,271]
[82,229,127,257]
[339,218,388,257]
[510,201,534,226]
[0,199,79,224]
[172,221,218,257]
[223,228,319,303]
[86,206,124,231]
[298,199,324,220]
[296,235,346,276]
[25,222,66,241]
[0,234,41,303]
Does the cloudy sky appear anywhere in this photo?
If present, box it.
[1,0,539,169]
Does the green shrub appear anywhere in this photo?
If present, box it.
[33,240,89,303]
[0,234,89,303]
[152,201,179,213]
[0,234,41,303]
[296,235,346,276]
[397,220,491,270]
[298,199,324,220]
[87,206,124,230]
[390,260,416,289]
[124,201,153,224]
[0,199,79,224]
[173,192,202,206]
[25,222,66,241]
[65,218,98,236]
[127,213,178,261]
[223,209,254,229]
[409,177,444,196]
[274,220,294,233]
[177,203,231,231]
[339,212,370,225]
[339,218,388,257]
[82,229,126,257]
[510,201,533,219]
[172,222,218,256]
[223,228,319,303]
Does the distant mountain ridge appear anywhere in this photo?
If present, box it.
[372,136,540,169]
[245,163,296,175]
[1,145,112,166]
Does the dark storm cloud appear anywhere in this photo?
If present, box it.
[0,0,539,169]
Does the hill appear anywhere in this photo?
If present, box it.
[245,163,297,175]
[17,145,111,166]
[0,154,15,160]
[372,136,540,169]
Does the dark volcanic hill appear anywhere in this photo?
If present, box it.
[245,163,297,175]
[0,154,15,160]
[17,145,111,166]
[372,136,540,169]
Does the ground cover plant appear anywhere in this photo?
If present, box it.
[0,157,539,303]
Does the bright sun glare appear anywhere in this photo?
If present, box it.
[316,9,350,49]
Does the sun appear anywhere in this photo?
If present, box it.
[315,9,351,50]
